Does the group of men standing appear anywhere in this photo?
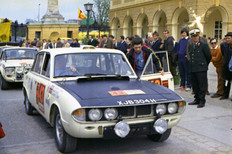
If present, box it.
[96,28,232,108]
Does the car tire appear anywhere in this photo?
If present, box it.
[24,92,34,115]
[147,128,171,142]
[0,75,9,90]
[54,108,78,153]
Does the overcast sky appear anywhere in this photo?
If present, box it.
[0,0,94,23]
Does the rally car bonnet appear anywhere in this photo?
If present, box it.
[56,79,183,107]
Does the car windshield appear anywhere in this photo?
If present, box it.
[4,49,37,60]
[54,53,135,77]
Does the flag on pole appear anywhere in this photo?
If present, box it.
[0,19,11,42]
[78,8,87,20]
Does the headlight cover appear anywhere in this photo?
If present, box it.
[153,118,168,134]
[88,109,103,121]
[72,109,86,121]
[156,104,166,115]
[168,103,178,114]
[114,121,130,138]
[104,108,118,120]
[16,67,23,73]
[5,67,15,75]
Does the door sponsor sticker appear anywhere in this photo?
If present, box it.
[36,83,46,114]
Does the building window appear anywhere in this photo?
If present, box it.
[67,31,73,38]
[215,21,222,40]
[35,31,41,40]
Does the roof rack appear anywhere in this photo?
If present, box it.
[80,45,95,50]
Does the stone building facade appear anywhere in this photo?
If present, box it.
[109,0,232,41]
[28,0,80,41]
[28,21,80,41]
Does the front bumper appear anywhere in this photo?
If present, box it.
[62,114,182,139]
[3,73,24,82]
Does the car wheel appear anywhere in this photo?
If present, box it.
[24,92,34,115]
[147,128,171,142]
[0,75,9,90]
[54,108,78,153]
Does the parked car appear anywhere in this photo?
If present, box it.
[0,47,38,89]
[23,46,186,153]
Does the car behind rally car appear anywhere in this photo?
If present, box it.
[23,46,186,153]
[0,47,38,89]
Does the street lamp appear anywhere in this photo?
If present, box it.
[84,2,93,39]
[14,21,18,42]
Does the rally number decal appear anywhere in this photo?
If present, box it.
[162,80,169,88]
[148,78,169,88]
[36,83,46,114]
[149,78,161,85]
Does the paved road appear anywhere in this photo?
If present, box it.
[0,64,231,153]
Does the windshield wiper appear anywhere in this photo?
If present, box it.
[83,73,107,76]
[54,75,77,78]
[77,74,129,82]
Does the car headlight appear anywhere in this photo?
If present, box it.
[156,104,166,115]
[5,67,15,75]
[88,109,103,121]
[104,108,118,120]
[168,103,178,114]
[16,67,23,74]
[72,109,86,121]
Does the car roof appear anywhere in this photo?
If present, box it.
[41,46,124,56]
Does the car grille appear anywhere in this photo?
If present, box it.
[85,105,155,121]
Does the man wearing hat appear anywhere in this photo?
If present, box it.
[220,32,232,101]
[188,29,212,108]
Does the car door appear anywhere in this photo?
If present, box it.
[140,51,174,91]
[28,52,45,106]
[33,53,51,118]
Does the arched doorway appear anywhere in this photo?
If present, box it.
[123,16,133,37]
[111,17,120,39]
[172,8,189,41]
[153,10,167,40]
[204,6,228,41]
[137,14,149,38]
[50,32,59,41]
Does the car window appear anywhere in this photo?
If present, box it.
[142,51,169,76]
[42,54,50,77]
[4,49,37,60]
[33,54,45,74]
[54,53,134,77]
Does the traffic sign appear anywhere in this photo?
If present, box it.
[81,18,94,25]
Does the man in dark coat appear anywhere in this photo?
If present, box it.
[188,29,212,108]
[163,30,176,75]
[56,38,64,48]
[88,35,98,47]
[220,32,232,101]
[151,31,162,52]
[115,36,127,54]
[72,39,80,47]
[127,37,163,77]
[99,35,114,49]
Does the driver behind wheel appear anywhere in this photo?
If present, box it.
[54,55,77,76]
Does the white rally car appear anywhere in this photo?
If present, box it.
[0,47,38,89]
[23,46,186,153]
